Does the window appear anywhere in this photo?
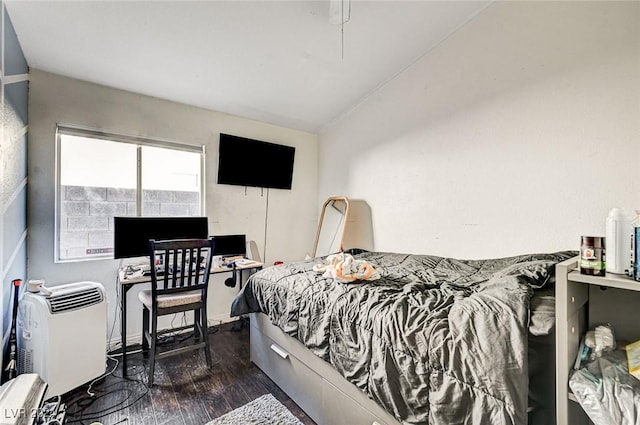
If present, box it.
[55,126,205,262]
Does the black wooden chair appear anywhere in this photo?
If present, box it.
[139,237,214,386]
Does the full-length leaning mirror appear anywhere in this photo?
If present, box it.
[313,196,374,258]
[313,196,350,257]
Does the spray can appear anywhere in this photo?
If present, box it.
[635,227,640,282]
[630,211,640,279]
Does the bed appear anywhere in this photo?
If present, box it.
[231,250,575,425]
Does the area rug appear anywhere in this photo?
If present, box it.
[206,393,305,425]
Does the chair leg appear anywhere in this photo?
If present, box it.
[194,309,201,342]
[201,306,212,368]
[141,306,149,358]
[148,311,158,386]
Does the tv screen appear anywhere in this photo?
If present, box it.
[217,133,295,190]
[113,216,209,259]
[212,234,246,256]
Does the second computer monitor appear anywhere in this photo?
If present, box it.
[212,234,246,257]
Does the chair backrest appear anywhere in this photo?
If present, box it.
[148,238,215,297]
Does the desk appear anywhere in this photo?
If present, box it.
[118,261,263,376]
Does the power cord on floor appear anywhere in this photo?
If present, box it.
[86,354,119,397]
[65,320,242,424]
[64,356,148,424]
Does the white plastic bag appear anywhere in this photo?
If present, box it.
[569,350,640,425]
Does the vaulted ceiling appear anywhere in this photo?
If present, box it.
[6,1,491,133]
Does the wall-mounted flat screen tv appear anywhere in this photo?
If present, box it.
[217,133,295,190]
[113,216,209,259]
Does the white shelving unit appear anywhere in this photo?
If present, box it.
[556,257,640,425]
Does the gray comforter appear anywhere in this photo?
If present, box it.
[231,250,574,424]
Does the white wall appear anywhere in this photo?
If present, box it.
[1,1,28,378]
[319,1,640,259]
[27,70,318,345]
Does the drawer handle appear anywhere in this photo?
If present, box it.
[270,344,289,359]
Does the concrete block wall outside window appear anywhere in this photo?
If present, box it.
[59,185,200,260]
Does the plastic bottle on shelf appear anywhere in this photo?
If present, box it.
[605,207,633,274]
[632,210,640,280]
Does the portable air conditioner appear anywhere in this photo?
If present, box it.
[17,281,107,397]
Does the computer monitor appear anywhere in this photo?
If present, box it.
[211,234,246,257]
[113,216,209,259]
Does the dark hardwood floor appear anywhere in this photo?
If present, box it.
[63,323,315,425]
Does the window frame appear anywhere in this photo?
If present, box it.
[54,124,206,263]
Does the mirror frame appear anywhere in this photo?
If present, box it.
[313,196,351,257]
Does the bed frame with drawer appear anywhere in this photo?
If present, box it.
[250,312,400,425]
